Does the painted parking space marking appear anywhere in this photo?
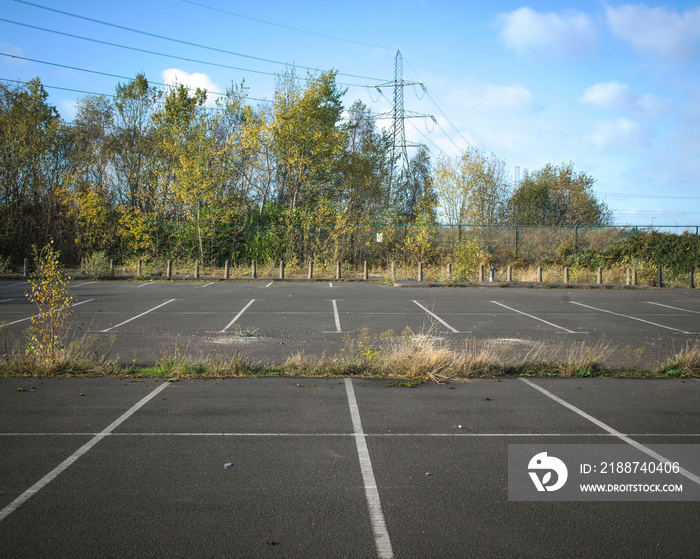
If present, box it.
[492,301,581,334]
[520,378,700,486]
[332,299,342,333]
[0,299,95,329]
[647,301,700,315]
[344,378,394,559]
[0,299,16,304]
[72,281,98,287]
[0,381,170,523]
[411,300,459,333]
[220,299,256,333]
[137,281,156,288]
[99,299,176,333]
[195,282,216,289]
[571,301,697,334]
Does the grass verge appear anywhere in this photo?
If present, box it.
[1,332,698,381]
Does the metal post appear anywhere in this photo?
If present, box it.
[489,266,495,282]
[514,226,518,257]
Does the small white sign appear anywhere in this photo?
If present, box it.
[376,233,383,243]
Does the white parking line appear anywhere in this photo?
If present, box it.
[412,300,459,333]
[220,299,256,333]
[571,301,695,334]
[331,299,342,332]
[0,299,16,304]
[264,282,273,288]
[72,281,98,287]
[647,302,700,315]
[492,301,580,334]
[344,379,394,559]
[520,378,700,487]
[137,281,155,288]
[99,299,175,332]
[0,299,95,329]
[195,282,216,289]
[0,381,170,523]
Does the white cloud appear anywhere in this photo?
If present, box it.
[495,7,598,59]
[605,4,700,61]
[580,81,669,117]
[584,117,650,151]
[451,81,533,111]
[161,68,221,105]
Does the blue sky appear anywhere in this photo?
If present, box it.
[2,0,700,227]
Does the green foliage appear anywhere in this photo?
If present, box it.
[604,230,700,274]
[452,236,489,280]
[25,242,75,363]
[80,251,113,278]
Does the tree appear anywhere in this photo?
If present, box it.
[271,69,347,213]
[0,78,72,259]
[112,73,161,213]
[507,162,612,226]
[393,145,437,223]
[434,147,509,224]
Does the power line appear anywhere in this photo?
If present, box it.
[599,191,700,200]
[0,52,271,103]
[180,0,396,52]
[11,0,386,83]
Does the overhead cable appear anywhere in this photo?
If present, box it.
[11,0,386,82]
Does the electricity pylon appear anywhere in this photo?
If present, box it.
[368,50,432,200]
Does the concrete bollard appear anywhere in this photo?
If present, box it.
[336,261,341,280]
[506,265,513,283]
[632,268,637,286]
[224,260,230,279]
[418,262,423,282]
[564,267,570,284]
[252,260,257,279]
[138,258,142,277]
[195,262,200,279]
[24,258,29,278]
[537,267,542,283]
[447,263,452,281]
[479,265,484,282]
[690,267,695,289]
[166,259,172,279]
[596,267,603,284]
[363,261,368,280]
[110,259,114,275]
[626,268,631,286]
[308,260,313,280]
[489,266,495,282]
[279,261,285,280]
[391,261,395,282]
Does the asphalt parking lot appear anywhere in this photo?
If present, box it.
[0,279,699,367]
[0,376,698,558]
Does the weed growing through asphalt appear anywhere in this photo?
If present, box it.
[25,241,76,364]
